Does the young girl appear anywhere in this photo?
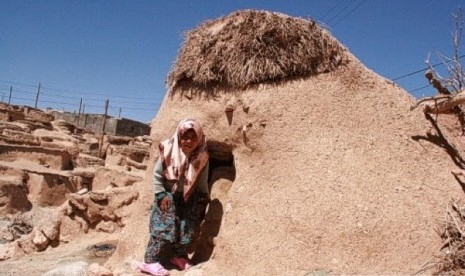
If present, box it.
[139,119,209,276]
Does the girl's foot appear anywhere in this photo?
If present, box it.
[170,256,193,270]
[138,262,170,276]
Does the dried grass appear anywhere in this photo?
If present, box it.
[167,10,348,91]
[433,198,465,275]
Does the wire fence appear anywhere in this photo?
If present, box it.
[0,80,163,123]
[2,50,462,120]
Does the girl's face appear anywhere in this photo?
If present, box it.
[180,129,199,154]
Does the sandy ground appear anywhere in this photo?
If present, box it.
[0,232,120,275]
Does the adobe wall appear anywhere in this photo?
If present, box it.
[52,111,149,137]
[23,107,54,123]
[0,109,25,122]
[83,115,113,134]
[0,144,73,170]
[115,118,150,137]
[0,104,26,122]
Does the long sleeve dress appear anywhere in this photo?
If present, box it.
[144,157,209,263]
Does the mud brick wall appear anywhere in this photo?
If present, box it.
[115,118,149,137]
[52,111,149,137]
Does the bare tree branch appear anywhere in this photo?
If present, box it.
[416,9,465,135]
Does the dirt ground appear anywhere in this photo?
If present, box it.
[0,231,120,275]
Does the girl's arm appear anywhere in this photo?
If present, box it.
[153,157,167,201]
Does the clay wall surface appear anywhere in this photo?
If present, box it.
[0,144,73,170]
[24,108,53,123]
[52,111,149,137]
[52,112,115,134]
[115,118,150,137]
[0,109,25,122]
[27,172,75,206]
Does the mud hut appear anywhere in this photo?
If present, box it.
[107,10,464,275]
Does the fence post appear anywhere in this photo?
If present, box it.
[76,98,82,128]
[8,86,12,104]
[34,82,41,108]
[98,99,110,158]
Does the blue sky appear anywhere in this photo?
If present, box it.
[0,1,463,123]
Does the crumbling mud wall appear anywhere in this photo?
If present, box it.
[0,104,152,263]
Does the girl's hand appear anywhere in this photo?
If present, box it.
[159,196,171,212]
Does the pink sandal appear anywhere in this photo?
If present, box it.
[170,256,193,270]
[138,262,170,276]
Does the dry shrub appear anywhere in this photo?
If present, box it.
[434,199,465,275]
[167,9,348,91]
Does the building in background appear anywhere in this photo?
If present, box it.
[51,110,150,137]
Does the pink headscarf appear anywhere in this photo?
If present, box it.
[158,119,209,202]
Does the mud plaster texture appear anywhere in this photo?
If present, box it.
[106,54,465,275]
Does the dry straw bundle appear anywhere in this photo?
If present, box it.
[433,199,465,275]
[167,10,348,90]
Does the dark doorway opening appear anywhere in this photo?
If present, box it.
[190,140,235,264]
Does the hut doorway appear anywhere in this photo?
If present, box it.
[191,140,235,263]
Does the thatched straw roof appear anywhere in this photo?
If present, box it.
[167,10,349,90]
